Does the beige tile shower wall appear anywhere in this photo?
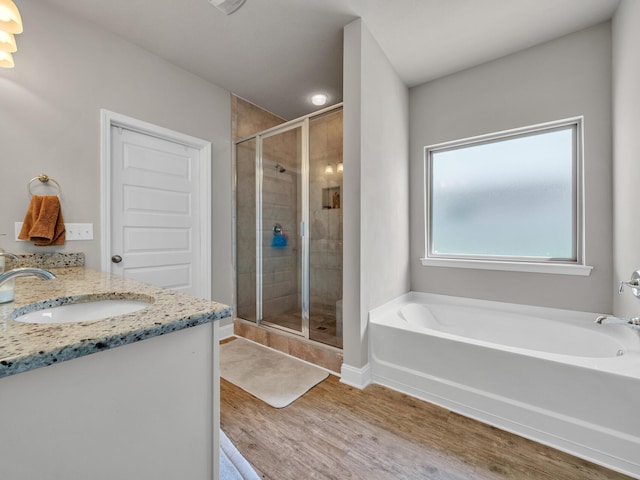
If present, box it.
[309,110,343,317]
[262,128,300,318]
[262,165,299,317]
[236,140,257,321]
[231,95,286,141]
[233,95,287,322]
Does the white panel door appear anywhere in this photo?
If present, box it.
[110,126,202,295]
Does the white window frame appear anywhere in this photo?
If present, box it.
[421,117,592,276]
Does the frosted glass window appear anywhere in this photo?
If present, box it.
[426,120,581,264]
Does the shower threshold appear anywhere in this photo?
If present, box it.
[233,317,343,373]
[247,310,342,350]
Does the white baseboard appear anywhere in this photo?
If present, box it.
[340,363,371,390]
[219,322,234,340]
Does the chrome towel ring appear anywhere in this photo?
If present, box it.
[27,174,62,197]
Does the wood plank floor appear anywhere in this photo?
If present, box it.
[221,374,633,480]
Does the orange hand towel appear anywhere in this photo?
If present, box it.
[18,195,66,246]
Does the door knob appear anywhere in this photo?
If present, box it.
[111,255,123,264]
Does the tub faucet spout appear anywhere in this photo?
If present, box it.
[595,315,640,326]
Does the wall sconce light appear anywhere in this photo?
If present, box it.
[0,0,22,33]
[0,29,16,51]
[0,0,22,69]
[0,49,13,68]
[324,163,343,175]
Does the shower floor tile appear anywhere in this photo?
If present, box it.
[262,310,342,349]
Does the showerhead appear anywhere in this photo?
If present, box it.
[275,164,286,173]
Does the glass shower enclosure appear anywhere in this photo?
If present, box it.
[235,106,343,349]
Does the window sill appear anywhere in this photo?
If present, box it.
[420,257,593,276]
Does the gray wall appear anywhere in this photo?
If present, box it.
[0,1,233,308]
[343,19,410,370]
[613,0,640,317]
[409,23,613,313]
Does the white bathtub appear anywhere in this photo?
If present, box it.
[369,292,640,478]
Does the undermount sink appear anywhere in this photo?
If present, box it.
[12,295,153,324]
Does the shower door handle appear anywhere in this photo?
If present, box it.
[300,221,305,237]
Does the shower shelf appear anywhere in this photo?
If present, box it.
[322,186,341,209]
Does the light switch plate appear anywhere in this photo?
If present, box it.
[66,223,94,240]
[15,222,93,241]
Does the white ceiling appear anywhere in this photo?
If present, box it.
[42,0,620,119]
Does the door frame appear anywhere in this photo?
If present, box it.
[255,119,310,337]
[100,109,212,299]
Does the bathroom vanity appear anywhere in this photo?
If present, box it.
[0,265,231,480]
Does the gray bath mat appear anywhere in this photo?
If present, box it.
[220,337,329,408]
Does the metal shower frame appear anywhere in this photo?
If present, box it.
[233,103,343,340]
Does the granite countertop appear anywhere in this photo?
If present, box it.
[0,267,232,379]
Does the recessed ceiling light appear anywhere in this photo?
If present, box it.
[311,94,328,106]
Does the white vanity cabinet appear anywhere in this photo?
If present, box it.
[0,267,228,480]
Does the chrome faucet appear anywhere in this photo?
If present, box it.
[598,269,640,329]
[618,269,640,297]
[595,315,640,327]
[0,267,56,287]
